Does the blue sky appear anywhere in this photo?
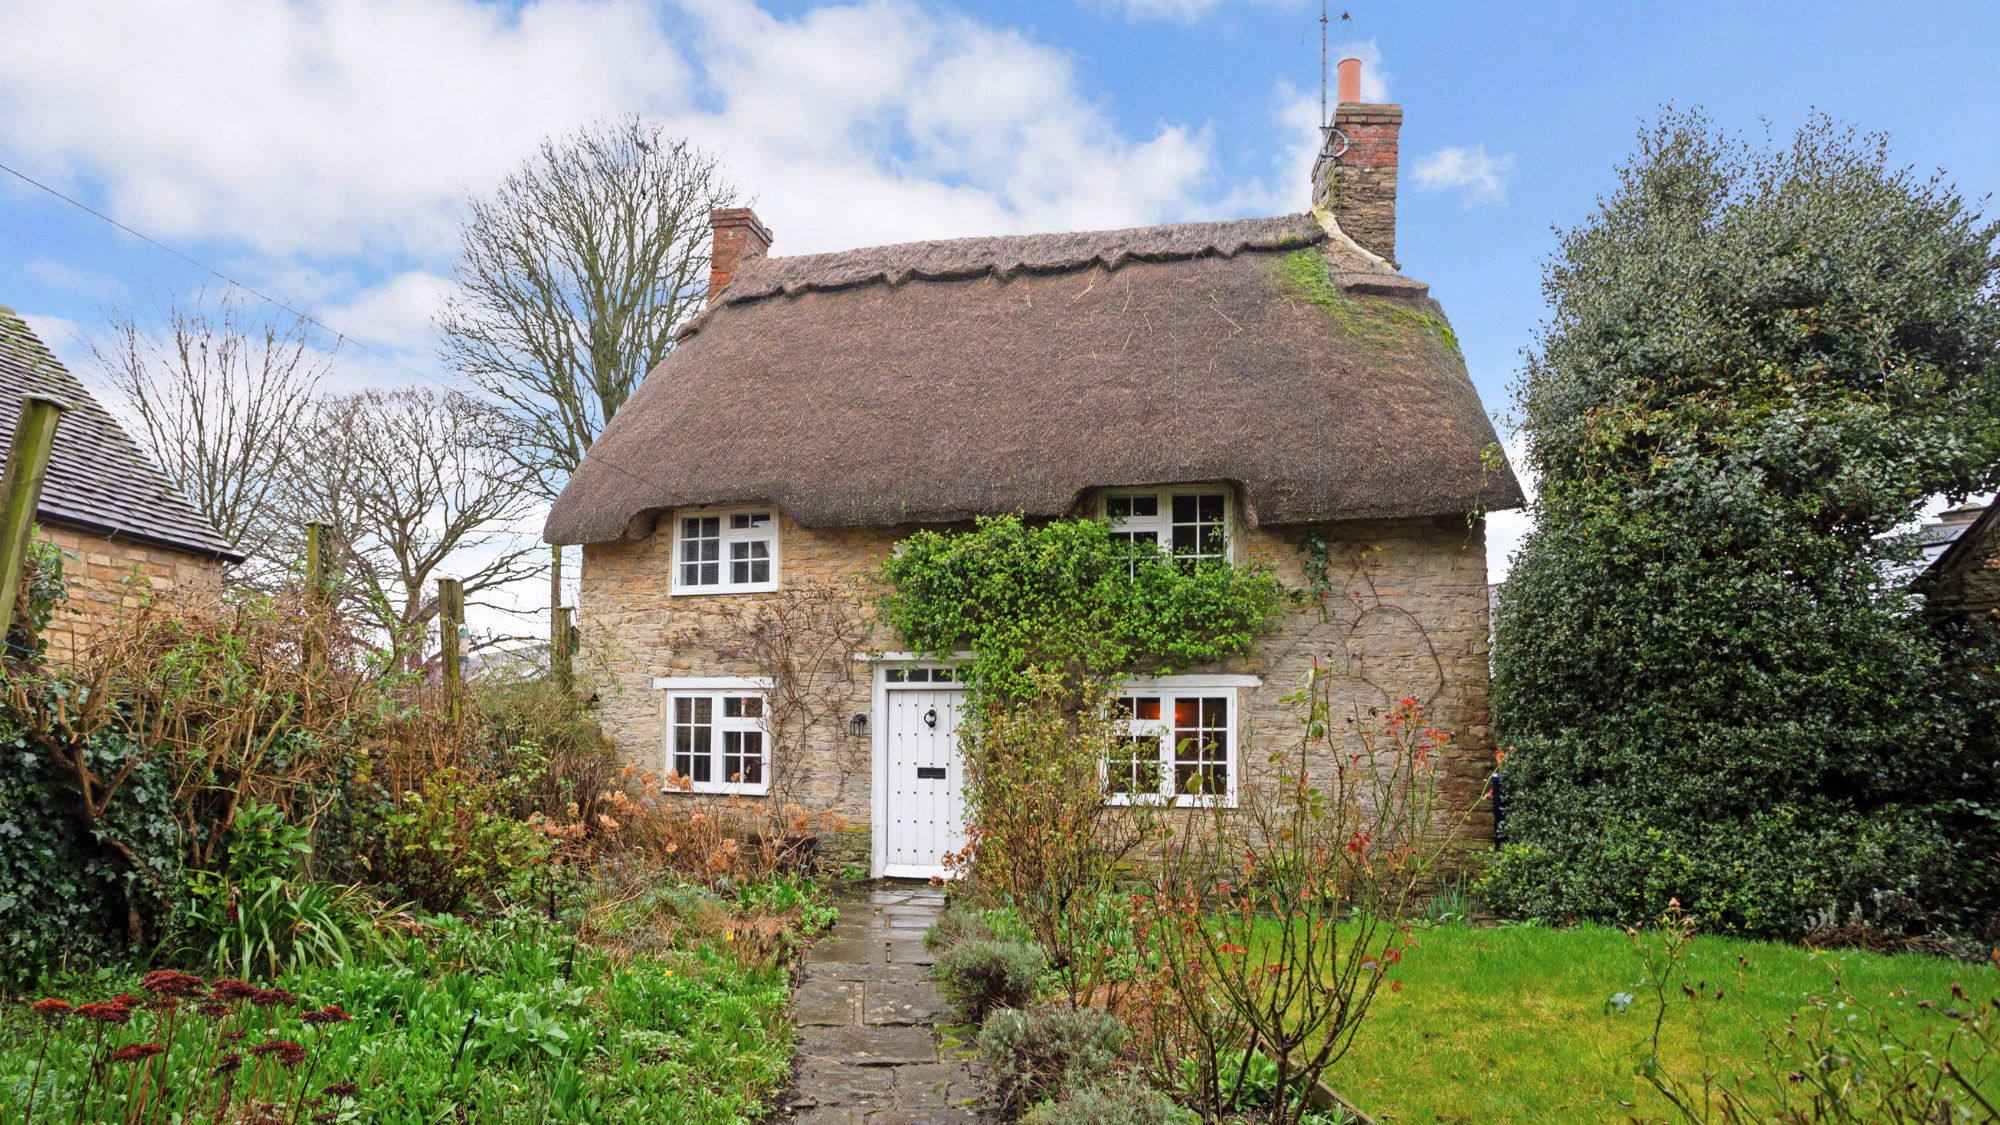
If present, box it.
[2,0,1997,625]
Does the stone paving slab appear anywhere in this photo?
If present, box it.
[778,884,992,1122]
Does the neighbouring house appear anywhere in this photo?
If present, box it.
[1917,500,1999,636]
[0,306,242,659]
[546,64,1524,877]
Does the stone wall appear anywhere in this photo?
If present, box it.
[577,504,1498,867]
[39,523,226,663]
[1924,508,2000,637]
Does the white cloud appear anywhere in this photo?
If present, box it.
[0,0,692,258]
[0,0,1246,264]
[1412,144,1515,207]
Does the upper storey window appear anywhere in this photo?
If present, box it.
[1102,487,1232,571]
[673,508,778,594]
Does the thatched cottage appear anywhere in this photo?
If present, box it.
[546,68,1523,876]
[0,307,241,660]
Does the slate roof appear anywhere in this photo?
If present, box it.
[547,213,1522,544]
[0,306,242,561]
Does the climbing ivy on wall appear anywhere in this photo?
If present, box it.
[876,514,1287,704]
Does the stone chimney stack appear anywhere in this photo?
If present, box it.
[708,208,773,301]
[1311,57,1401,266]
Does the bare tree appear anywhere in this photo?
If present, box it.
[89,289,330,577]
[285,388,541,670]
[437,115,735,499]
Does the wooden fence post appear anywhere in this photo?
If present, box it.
[304,521,328,601]
[552,605,574,693]
[438,577,464,723]
[0,395,65,647]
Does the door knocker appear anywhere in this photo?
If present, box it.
[923,708,938,729]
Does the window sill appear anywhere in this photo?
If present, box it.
[663,784,770,797]
[670,581,780,597]
[1104,794,1235,809]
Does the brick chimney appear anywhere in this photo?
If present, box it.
[708,208,773,301]
[1311,57,1401,266]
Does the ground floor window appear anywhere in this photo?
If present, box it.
[1106,689,1235,806]
[664,690,770,794]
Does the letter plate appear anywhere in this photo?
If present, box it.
[915,766,947,780]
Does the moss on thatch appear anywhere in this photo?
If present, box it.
[1273,249,1461,359]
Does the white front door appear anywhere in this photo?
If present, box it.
[873,671,966,879]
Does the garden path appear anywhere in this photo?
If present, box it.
[777,884,992,1124]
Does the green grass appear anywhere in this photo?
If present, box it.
[1,908,795,1124]
[1288,921,1996,1124]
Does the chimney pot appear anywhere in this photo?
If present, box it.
[708,207,773,302]
[1336,56,1362,104]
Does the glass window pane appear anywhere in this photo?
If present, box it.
[723,697,743,718]
[907,668,930,682]
[1172,494,1196,522]
[693,697,712,723]
[699,562,719,584]
[1173,697,1198,728]
[1107,496,1131,518]
[740,696,764,719]
[674,697,692,722]
[1130,496,1158,517]
[1202,697,1228,727]
[741,732,764,783]
[1198,494,1225,521]
[749,559,770,583]
[731,559,751,584]
[1133,696,1161,721]
[1172,525,1199,555]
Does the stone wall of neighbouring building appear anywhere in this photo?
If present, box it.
[39,523,226,663]
[1924,508,2000,635]
[577,504,1498,865]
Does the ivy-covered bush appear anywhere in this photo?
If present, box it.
[0,715,181,983]
[1487,111,2000,941]
[878,513,1285,703]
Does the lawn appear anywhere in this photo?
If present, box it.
[1310,921,1998,1124]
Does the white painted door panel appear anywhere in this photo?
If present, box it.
[880,687,964,878]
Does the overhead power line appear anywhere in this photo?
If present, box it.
[0,155,666,498]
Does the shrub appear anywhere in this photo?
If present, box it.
[933,939,1047,1023]
[363,768,551,913]
[977,1005,1131,1112]
[1489,110,2000,940]
[179,800,387,977]
[924,906,995,953]
[1022,1077,1186,1125]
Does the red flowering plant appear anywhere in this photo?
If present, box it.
[1129,663,1495,1125]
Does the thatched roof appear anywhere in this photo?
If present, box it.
[546,213,1521,544]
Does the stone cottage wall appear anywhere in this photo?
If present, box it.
[577,506,1498,867]
[39,524,226,664]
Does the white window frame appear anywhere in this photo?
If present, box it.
[1103,677,1250,808]
[654,676,775,795]
[670,506,779,595]
[1100,486,1235,570]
